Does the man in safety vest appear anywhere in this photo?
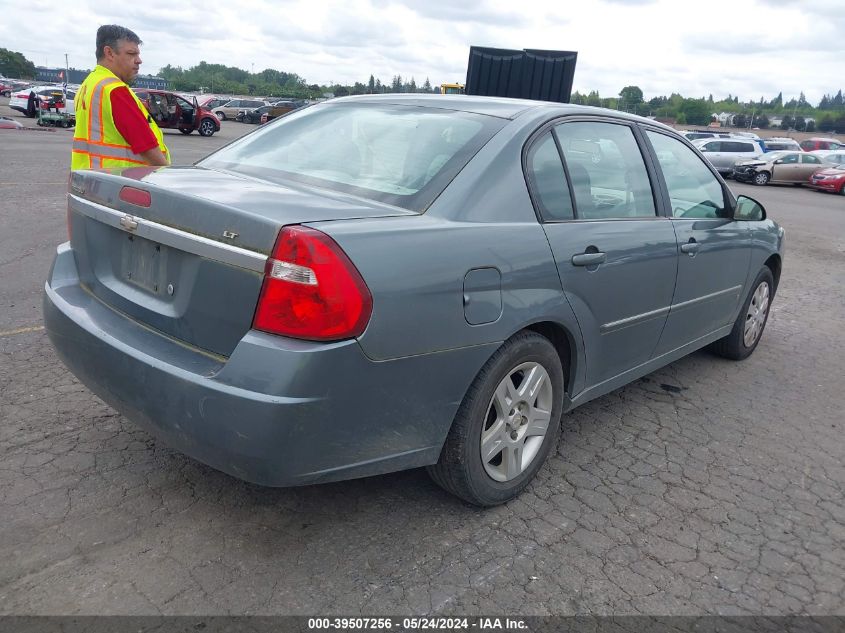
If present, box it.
[72,25,170,170]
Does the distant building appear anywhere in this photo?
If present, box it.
[35,66,166,89]
[36,67,88,84]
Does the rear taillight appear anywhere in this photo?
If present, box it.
[253,226,372,341]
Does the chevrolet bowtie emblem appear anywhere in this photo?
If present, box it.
[120,215,139,231]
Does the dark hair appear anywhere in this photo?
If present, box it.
[96,25,142,60]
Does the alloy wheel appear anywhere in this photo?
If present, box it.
[744,281,770,347]
[480,362,554,482]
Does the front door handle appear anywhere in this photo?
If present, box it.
[571,251,607,266]
[680,239,700,254]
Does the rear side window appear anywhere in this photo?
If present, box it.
[526,132,574,221]
[801,154,821,164]
[201,103,504,212]
[721,141,755,152]
[554,121,656,220]
[646,130,728,219]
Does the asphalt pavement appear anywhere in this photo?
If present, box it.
[1,103,844,617]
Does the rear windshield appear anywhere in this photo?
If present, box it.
[200,102,505,212]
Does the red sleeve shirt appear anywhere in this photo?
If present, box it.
[110,86,158,155]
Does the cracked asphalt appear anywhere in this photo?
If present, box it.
[1,104,844,616]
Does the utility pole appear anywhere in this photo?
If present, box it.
[63,53,69,102]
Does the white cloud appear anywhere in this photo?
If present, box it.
[0,0,840,104]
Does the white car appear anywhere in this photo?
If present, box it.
[8,85,76,117]
[693,137,766,175]
[810,149,845,166]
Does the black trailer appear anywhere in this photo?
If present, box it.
[465,46,578,104]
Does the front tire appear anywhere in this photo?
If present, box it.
[216,111,226,121]
[753,171,770,186]
[427,331,564,506]
[198,119,216,136]
[710,267,774,360]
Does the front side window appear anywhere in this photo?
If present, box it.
[780,153,799,164]
[201,103,503,212]
[646,130,727,219]
[702,141,721,152]
[526,132,574,221]
[554,121,656,219]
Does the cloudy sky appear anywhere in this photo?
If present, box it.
[1,0,842,104]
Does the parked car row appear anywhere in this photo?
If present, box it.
[240,100,310,124]
[0,78,31,97]
[732,150,845,194]
[685,129,845,186]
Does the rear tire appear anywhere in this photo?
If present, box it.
[710,267,774,360]
[427,331,564,506]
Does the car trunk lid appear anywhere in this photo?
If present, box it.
[68,166,414,357]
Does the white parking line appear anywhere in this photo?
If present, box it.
[0,325,45,337]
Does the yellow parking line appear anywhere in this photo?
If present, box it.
[0,325,45,337]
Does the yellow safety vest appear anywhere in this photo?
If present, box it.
[71,65,170,171]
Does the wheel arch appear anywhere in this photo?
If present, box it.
[764,253,782,295]
[523,321,577,397]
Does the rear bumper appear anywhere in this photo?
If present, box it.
[44,243,496,487]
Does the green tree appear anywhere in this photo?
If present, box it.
[618,85,643,110]
[806,120,815,132]
[679,98,711,126]
[368,74,375,93]
[0,48,36,78]
[818,114,835,132]
[586,90,601,107]
[422,77,432,93]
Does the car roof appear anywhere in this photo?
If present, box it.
[330,94,674,126]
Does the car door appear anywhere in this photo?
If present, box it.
[771,152,801,182]
[176,96,195,127]
[527,120,678,387]
[800,153,823,180]
[699,140,725,171]
[643,129,751,356]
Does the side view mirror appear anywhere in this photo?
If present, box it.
[774,159,784,164]
[734,195,766,221]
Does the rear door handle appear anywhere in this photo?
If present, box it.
[571,252,607,266]
[680,240,700,254]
